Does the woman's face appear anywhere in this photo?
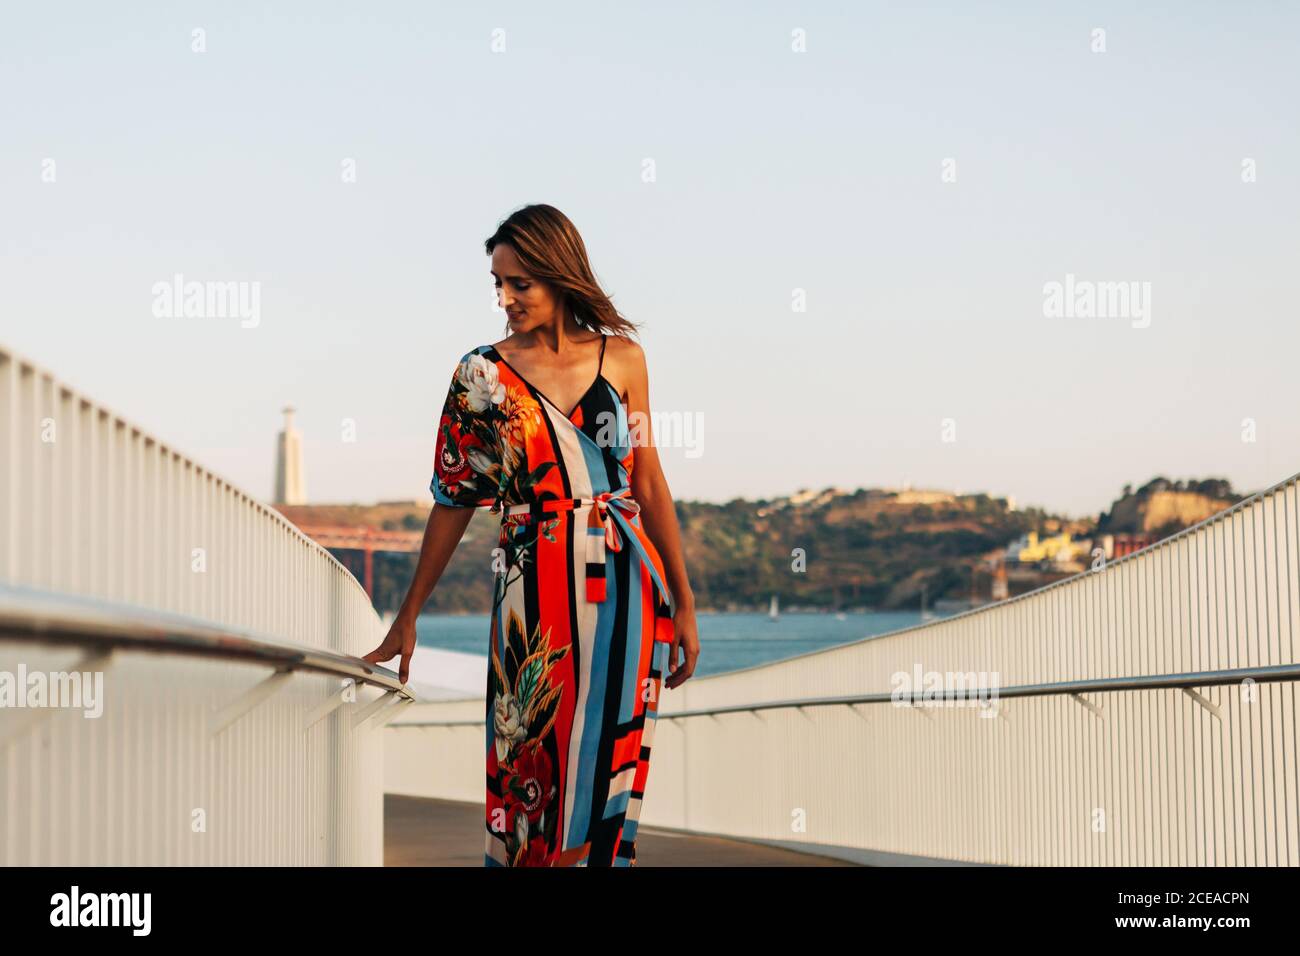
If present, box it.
[491,243,563,334]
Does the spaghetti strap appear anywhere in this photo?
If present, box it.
[597,333,606,374]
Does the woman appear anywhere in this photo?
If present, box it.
[365,204,699,867]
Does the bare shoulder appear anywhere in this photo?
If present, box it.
[605,333,647,375]
[603,334,648,401]
[606,333,643,356]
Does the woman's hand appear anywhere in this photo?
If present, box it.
[665,605,699,689]
[362,612,418,685]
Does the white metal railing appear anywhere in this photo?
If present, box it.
[0,343,396,865]
[387,467,1300,866]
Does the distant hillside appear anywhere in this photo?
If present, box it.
[674,488,1045,611]
[1096,477,1242,537]
[278,500,430,533]
[281,488,1051,614]
[277,476,1248,616]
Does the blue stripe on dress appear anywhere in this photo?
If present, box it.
[563,567,617,849]
[618,551,647,725]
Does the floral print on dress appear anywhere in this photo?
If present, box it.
[488,607,571,865]
[431,351,557,511]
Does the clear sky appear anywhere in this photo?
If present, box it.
[2,1,1296,517]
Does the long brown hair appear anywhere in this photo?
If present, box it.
[484,204,641,339]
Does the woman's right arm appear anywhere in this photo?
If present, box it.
[368,348,503,682]
[362,502,476,684]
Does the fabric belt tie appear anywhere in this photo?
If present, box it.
[502,488,674,616]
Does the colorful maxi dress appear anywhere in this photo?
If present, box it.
[430,334,677,867]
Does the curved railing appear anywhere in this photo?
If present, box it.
[0,343,398,865]
[388,465,1300,866]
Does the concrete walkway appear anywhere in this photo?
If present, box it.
[385,794,856,866]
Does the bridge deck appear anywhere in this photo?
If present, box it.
[384,794,854,866]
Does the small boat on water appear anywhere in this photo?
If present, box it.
[768,594,779,621]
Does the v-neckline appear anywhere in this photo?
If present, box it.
[489,337,605,423]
